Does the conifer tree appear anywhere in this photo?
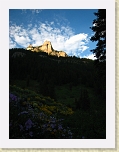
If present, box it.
[90,9,106,62]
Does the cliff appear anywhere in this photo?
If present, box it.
[26,41,68,57]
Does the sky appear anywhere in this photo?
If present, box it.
[9,9,98,59]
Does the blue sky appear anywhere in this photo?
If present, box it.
[9,9,98,59]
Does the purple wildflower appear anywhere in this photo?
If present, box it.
[50,120,56,123]
[19,124,24,131]
[39,112,45,117]
[68,130,72,136]
[9,93,18,102]
[49,117,57,123]
[29,131,33,137]
[50,123,56,129]
[25,119,34,130]
[58,124,63,130]
[42,124,47,128]
[18,111,28,116]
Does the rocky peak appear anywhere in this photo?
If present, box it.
[41,40,53,54]
[26,41,68,57]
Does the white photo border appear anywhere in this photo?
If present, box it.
[0,0,115,149]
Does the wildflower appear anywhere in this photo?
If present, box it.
[29,131,33,137]
[22,101,28,107]
[18,111,28,116]
[50,117,56,123]
[50,123,56,129]
[25,119,34,130]
[32,114,35,118]
[68,130,73,136]
[9,93,18,102]
[58,124,63,130]
[42,124,47,129]
[47,127,51,131]
[27,98,30,101]
[39,112,45,117]
[19,124,24,131]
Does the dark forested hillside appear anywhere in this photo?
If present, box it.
[9,48,106,139]
[9,48,95,87]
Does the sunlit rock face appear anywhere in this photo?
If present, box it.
[50,51,67,57]
[39,41,53,54]
[58,51,68,57]
[26,41,68,57]
[26,44,34,50]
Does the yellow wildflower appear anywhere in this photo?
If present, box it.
[27,98,30,101]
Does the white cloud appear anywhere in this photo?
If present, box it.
[21,9,27,14]
[31,9,42,14]
[21,9,42,14]
[14,35,30,46]
[9,38,16,49]
[82,54,97,60]
[9,22,90,56]
[65,33,89,54]
[93,23,97,27]
[9,25,31,48]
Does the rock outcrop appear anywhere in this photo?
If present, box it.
[39,41,53,54]
[26,41,68,57]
